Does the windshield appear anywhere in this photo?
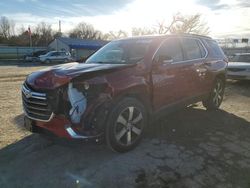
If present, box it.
[231,54,250,63]
[86,39,152,64]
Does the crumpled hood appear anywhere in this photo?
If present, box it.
[26,62,131,90]
[228,62,250,68]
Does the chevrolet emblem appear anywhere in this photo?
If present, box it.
[24,90,32,98]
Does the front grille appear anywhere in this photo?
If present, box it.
[22,83,54,122]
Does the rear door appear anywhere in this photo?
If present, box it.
[180,37,208,98]
[152,37,189,110]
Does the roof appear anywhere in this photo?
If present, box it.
[116,33,212,42]
[57,37,108,50]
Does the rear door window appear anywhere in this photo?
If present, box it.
[197,41,207,57]
[181,38,203,60]
[156,38,183,63]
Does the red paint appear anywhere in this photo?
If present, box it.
[36,116,71,138]
[23,34,227,139]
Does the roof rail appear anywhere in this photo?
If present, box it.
[174,33,212,39]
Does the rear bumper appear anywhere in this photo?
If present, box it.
[24,115,103,141]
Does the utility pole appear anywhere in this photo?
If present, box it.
[59,20,61,33]
[28,26,32,47]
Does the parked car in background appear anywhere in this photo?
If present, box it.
[24,50,48,62]
[227,53,250,80]
[39,51,73,64]
[22,34,227,152]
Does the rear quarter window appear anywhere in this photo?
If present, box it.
[205,39,225,58]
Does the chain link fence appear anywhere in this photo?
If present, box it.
[0,46,46,63]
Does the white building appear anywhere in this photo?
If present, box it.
[49,37,108,61]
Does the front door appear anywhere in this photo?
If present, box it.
[152,37,189,111]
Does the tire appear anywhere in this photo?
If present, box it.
[105,97,147,152]
[202,78,225,110]
[63,58,69,63]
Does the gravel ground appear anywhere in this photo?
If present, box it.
[0,64,249,188]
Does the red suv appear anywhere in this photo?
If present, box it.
[22,34,227,152]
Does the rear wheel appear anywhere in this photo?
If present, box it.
[106,98,147,152]
[202,78,225,110]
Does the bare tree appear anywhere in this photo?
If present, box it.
[131,27,156,36]
[33,22,53,46]
[0,16,15,39]
[155,17,179,34]
[103,30,128,40]
[170,14,209,35]
[53,31,63,38]
[155,13,209,35]
[69,22,103,39]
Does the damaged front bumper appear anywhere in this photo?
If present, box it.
[22,72,110,141]
[22,83,105,140]
[24,115,104,141]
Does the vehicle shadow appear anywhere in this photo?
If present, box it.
[2,107,250,188]
[146,107,250,147]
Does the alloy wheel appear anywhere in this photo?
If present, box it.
[114,106,143,146]
[212,81,224,107]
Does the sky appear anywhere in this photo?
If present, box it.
[1,0,250,38]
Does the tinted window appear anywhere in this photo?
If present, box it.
[197,41,206,57]
[86,39,152,64]
[60,52,66,56]
[232,54,250,63]
[156,38,183,62]
[50,52,58,56]
[205,39,225,58]
[128,41,150,63]
[181,38,202,60]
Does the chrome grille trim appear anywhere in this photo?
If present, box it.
[22,83,54,122]
[22,84,46,100]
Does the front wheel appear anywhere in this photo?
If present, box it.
[106,98,147,152]
[202,78,225,110]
